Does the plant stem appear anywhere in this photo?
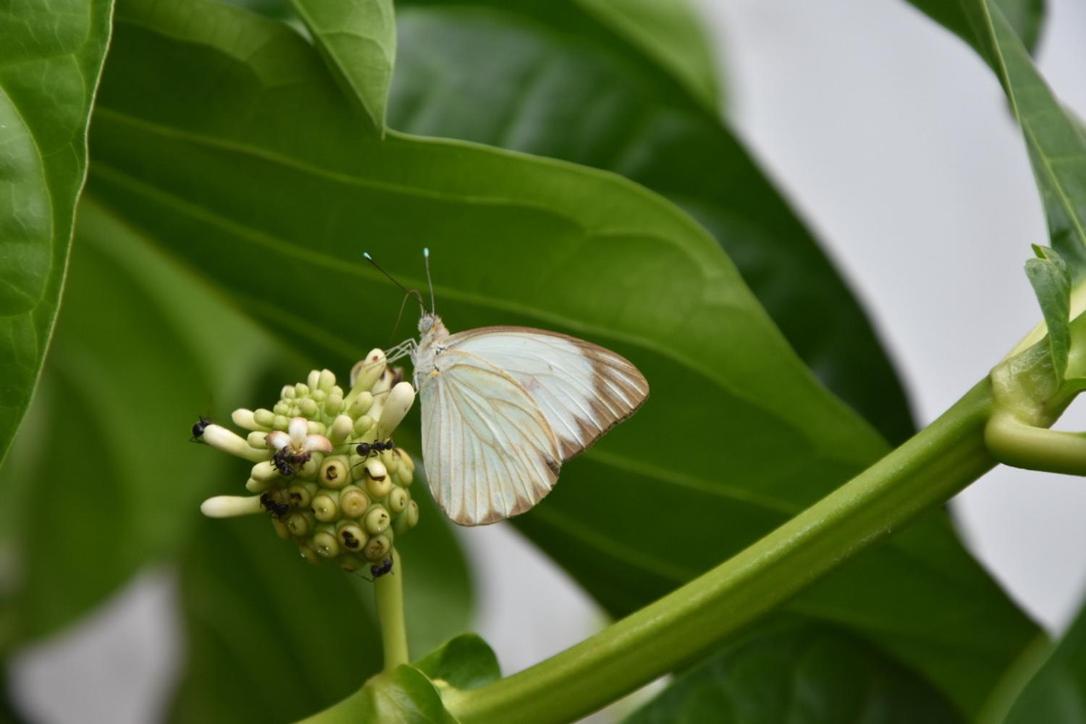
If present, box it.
[445,381,996,724]
[375,549,408,671]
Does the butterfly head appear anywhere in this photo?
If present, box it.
[418,312,445,337]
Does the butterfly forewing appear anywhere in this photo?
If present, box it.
[446,327,649,459]
[420,350,562,526]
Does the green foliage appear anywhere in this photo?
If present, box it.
[0,0,113,469]
[906,0,1045,55]
[414,634,501,692]
[1026,245,1071,377]
[289,0,396,134]
[626,618,960,724]
[1003,602,1086,724]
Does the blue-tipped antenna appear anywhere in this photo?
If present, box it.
[423,248,435,313]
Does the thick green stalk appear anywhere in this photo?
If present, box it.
[375,550,408,671]
[445,381,996,724]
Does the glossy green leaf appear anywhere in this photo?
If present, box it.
[626,618,960,724]
[572,0,720,111]
[391,2,913,444]
[1002,603,1086,724]
[87,0,1036,716]
[0,199,270,645]
[301,666,452,724]
[0,0,113,469]
[289,0,395,134]
[906,0,1044,55]
[1025,245,1071,376]
[414,634,500,693]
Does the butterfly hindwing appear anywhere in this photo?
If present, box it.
[419,349,562,526]
[446,327,649,460]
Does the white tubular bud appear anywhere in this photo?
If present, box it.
[251,460,280,482]
[377,382,416,436]
[328,415,354,445]
[201,495,264,518]
[232,408,260,430]
[364,458,388,481]
[203,425,269,462]
[245,477,271,493]
[246,431,268,449]
[318,369,336,391]
[351,349,387,391]
[307,369,321,389]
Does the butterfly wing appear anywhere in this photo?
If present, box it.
[419,349,563,526]
[446,327,649,460]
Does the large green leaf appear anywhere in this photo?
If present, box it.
[87,0,1036,715]
[289,0,395,134]
[0,0,113,469]
[626,618,960,724]
[0,199,270,645]
[906,0,1044,55]
[390,2,912,444]
[1001,602,1086,724]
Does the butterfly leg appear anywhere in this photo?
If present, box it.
[385,338,417,364]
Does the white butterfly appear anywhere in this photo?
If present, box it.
[392,314,648,525]
[373,254,649,526]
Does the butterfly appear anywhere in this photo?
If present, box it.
[372,251,649,526]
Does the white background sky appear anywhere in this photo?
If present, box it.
[13,1,1086,722]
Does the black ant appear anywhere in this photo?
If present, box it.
[272,447,311,477]
[355,439,395,457]
[260,491,291,518]
[190,416,211,443]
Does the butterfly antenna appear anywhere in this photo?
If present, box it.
[423,247,436,313]
[363,251,425,314]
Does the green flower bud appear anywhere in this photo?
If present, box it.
[406,500,419,528]
[396,464,414,486]
[203,425,269,462]
[250,460,280,482]
[325,392,344,415]
[319,368,336,392]
[313,531,340,558]
[312,389,327,403]
[254,408,276,427]
[349,391,373,417]
[273,414,289,430]
[273,401,291,416]
[307,369,321,389]
[337,523,367,552]
[232,408,260,430]
[312,492,339,522]
[299,545,320,564]
[328,415,353,445]
[351,349,386,391]
[364,534,392,562]
[286,512,312,537]
[354,415,375,436]
[271,518,290,539]
[295,382,310,398]
[340,486,369,518]
[245,476,270,493]
[287,484,312,509]
[281,385,296,399]
[299,398,319,418]
[246,431,268,449]
[364,505,391,535]
[319,457,349,489]
[388,487,409,513]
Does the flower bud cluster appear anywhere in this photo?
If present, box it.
[198,349,419,573]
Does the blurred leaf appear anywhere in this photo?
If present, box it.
[300,666,452,724]
[573,0,720,111]
[0,0,113,469]
[172,486,470,722]
[626,618,961,724]
[414,634,500,692]
[906,0,1044,55]
[1001,602,1086,724]
[88,0,1036,716]
[1025,245,1070,376]
[0,199,271,645]
[289,0,395,134]
[390,2,914,445]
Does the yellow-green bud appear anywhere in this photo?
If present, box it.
[312,388,326,403]
[281,385,296,399]
[349,391,373,417]
[319,457,349,489]
[388,487,409,513]
[307,369,321,389]
[312,493,339,522]
[364,460,391,498]
[295,382,309,397]
[351,349,386,390]
[299,545,320,564]
[340,486,369,518]
[286,512,311,537]
[299,398,319,417]
[319,368,336,391]
[273,401,290,416]
[254,408,276,427]
[287,485,311,508]
[364,534,391,562]
[328,415,353,445]
[406,500,419,528]
[364,505,390,535]
[313,531,340,558]
[246,431,268,449]
[273,414,289,429]
[232,408,260,430]
[271,518,290,539]
[354,415,374,436]
[338,524,367,552]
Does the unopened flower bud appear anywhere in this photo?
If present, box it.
[232,408,260,430]
[325,392,344,415]
[281,385,296,399]
[364,534,392,562]
[245,476,269,493]
[349,392,373,417]
[203,425,269,462]
[313,531,339,558]
[364,505,390,535]
[299,545,319,564]
[328,415,353,445]
[337,524,367,552]
[319,457,349,489]
[250,460,280,482]
[319,368,336,391]
[273,401,291,416]
[354,416,374,435]
[340,486,369,518]
[272,518,290,539]
[200,495,263,518]
[377,382,415,436]
[254,408,276,427]
[307,370,321,389]
[406,500,419,528]
[299,398,319,417]
[295,382,309,397]
[351,349,387,390]
[312,493,339,522]
[388,487,409,513]
[364,462,392,498]
[286,512,311,537]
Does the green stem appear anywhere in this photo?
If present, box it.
[375,549,408,671]
[445,381,996,724]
